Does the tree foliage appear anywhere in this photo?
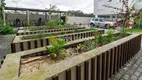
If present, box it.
[67,10,94,17]
[103,0,142,28]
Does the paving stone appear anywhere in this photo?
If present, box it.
[134,71,141,77]
[130,75,138,80]
[132,64,139,69]
[119,78,125,80]
[137,67,142,72]
[119,69,127,75]
[138,75,142,80]
[126,69,135,75]
[136,61,142,65]
[115,73,122,79]
[122,74,131,80]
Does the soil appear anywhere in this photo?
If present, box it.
[20,47,81,75]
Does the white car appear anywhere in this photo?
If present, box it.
[90,18,117,28]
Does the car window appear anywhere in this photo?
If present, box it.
[95,19,98,21]
[92,19,94,21]
[99,19,103,22]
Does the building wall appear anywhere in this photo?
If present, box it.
[67,16,93,25]
[94,0,135,17]
[6,13,94,25]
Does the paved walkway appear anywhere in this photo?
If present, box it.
[0,35,15,66]
[111,49,142,80]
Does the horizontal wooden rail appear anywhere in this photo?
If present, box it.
[17,27,85,36]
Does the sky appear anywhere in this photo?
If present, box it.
[5,0,94,13]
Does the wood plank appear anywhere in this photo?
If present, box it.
[66,69,71,80]
[110,48,115,76]
[102,52,107,80]
[76,65,81,80]
[52,76,58,80]
[97,55,102,80]
[91,58,95,80]
[20,42,24,51]
[84,61,89,80]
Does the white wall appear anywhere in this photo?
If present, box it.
[94,0,135,16]
[67,16,93,25]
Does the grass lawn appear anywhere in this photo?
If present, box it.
[127,29,142,34]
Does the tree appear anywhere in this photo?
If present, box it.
[67,10,94,17]
[103,0,142,32]
[45,4,59,20]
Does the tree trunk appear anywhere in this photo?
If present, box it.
[49,14,51,21]
[2,7,5,25]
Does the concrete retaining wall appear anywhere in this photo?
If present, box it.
[6,13,93,25]
[67,16,93,25]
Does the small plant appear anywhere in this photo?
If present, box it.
[45,20,58,28]
[87,45,95,51]
[57,19,64,25]
[64,24,72,27]
[45,36,67,59]
[58,24,65,33]
[93,29,103,46]
[120,28,128,37]
[0,19,15,35]
[74,28,79,32]
[84,40,95,51]
[77,44,83,52]
[106,29,115,42]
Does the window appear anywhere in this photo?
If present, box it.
[92,19,95,21]
[108,0,112,2]
[99,19,103,22]
[95,19,98,21]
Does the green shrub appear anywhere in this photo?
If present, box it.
[45,37,67,59]
[133,24,142,29]
[63,24,72,27]
[0,20,15,35]
[106,29,115,42]
[57,19,64,25]
[45,20,58,28]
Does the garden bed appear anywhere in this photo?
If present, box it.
[0,33,141,80]
[20,32,127,75]
[11,29,104,53]
[21,28,95,40]
[17,27,85,36]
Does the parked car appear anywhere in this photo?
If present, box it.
[90,18,117,28]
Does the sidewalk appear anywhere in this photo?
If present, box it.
[0,34,15,66]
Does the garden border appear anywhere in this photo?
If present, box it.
[0,34,141,80]
[11,30,104,53]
